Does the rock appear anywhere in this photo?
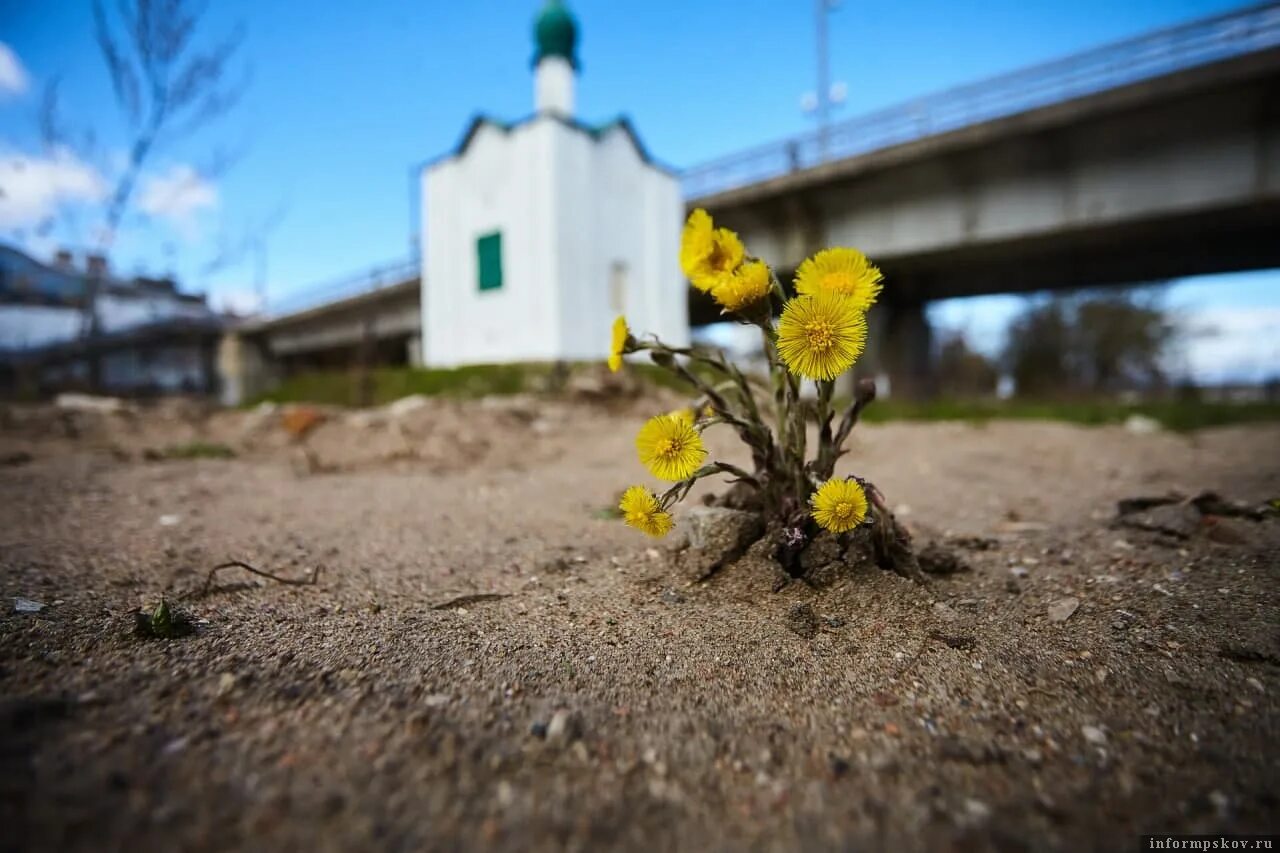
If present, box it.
[545,709,581,746]
[932,601,959,622]
[660,588,686,605]
[918,543,970,575]
[1082,725,1107,746]
[387,394,429,418]
[13,597,45,614]
[1117,503,1200,539]
[1047,596,1080,623]
[674,506,763,581]
[0,451,32,467]
[1191,491,1270,521]
[964,799,992,822]
[540,557,572,574]
[798,532,843,574]
[1123,414,1161,434]
[786,603,820,639]
[938,736,1005,764]
[345,410,388,430]
[55,393,128,414]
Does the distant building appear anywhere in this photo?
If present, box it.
[419,0,688,367]
[0,244,224,396]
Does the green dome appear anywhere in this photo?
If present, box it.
[533,0,579,69]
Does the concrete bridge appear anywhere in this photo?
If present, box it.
[218,262,419,405]
[224,3,1280,401]
[684,3,1280,393]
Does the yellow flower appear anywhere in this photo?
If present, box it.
[711,259,771,313]
[608,315,630,372]
[776,291,868,381]
[794,247,883,310]
[810,478,869,533]
[619,485,674,537]
[636,412,706,481]
[680,208,744,293]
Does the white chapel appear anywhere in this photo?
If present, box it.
[420,0,689,367]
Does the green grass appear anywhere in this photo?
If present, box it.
[858,399,1280,432]
[251,365,1280,432]
[252,363,559,407]
[160,441,236,460]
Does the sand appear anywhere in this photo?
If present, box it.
[2,396,1278,851]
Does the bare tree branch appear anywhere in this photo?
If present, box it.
[89,0,247,249]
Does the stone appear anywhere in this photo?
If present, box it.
[918,543,970,575]
[1123,414,1161,434]
[660,588,686,605]
[798,532,843,574]
[1117,503,1200,539]
[387,394,430,418]
[1047,597,1080,623]
[13,597,45,614]
[55,393,128,414]
[1082,725,1107,745]
[786,603,820,639]
[932,602,960,622]
[964,799,992,821]
[674,506,763,581]
[545,709,581,746]
[938,736,1005,764]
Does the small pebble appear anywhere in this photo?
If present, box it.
[1047,597,1080,623]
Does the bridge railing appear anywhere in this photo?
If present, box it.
[681,2,1280,200]
[262,257,419,319]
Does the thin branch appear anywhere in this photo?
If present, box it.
[196,559,321,597]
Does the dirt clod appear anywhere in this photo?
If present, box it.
[785,603,820,639]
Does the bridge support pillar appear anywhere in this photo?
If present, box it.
[216,332,277,406]
[879,298,934,400]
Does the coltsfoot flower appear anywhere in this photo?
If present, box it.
[776,290,868,381]
[711,259,771,313]
[609,315,631,372]
[636,412,706,481]
[619,485,674,537]
[680,208,744,293]
[667,407,696,425]
[810,478,869,533]
[794,247,883,310]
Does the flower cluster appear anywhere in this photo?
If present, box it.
[612,208,888,543]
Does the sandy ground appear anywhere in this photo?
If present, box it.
[1,395,1278,852]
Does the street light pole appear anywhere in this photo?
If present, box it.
[816,0,831,159]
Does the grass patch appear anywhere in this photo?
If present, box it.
[160,441,236,459]
[252,364,560,407]
[250,365,1280,432]
[858,399,1280,432]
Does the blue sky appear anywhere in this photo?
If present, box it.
[0,0,1276,381]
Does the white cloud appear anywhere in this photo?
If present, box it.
[137,164,219,223]
[212,287,264,316]
[1178,306,1280,384]
[0,147,107,229]
[0,43,28,98]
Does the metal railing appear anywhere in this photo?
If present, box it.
[263,257,419,319]
[681,2,1280,200]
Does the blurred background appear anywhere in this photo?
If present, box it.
[1,0,1277,419]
